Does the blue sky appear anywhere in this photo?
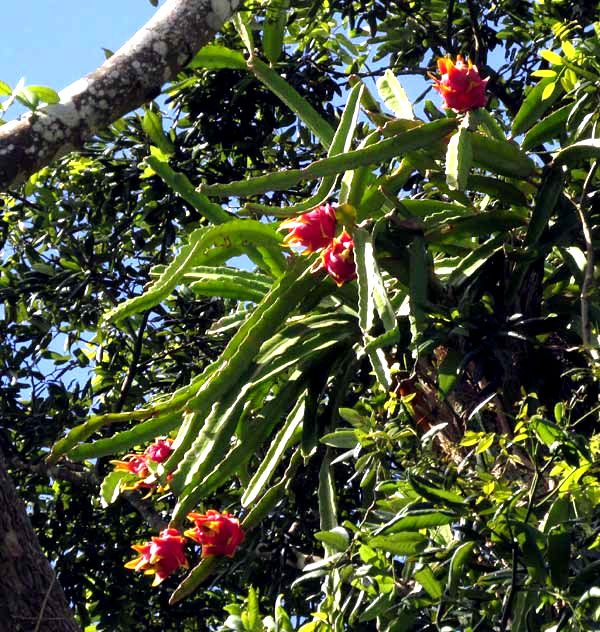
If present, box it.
[1,1,168,392]
[1,1,164,104]
[0,2,433,113]
[0,3,509,123]
[0,2,463,125]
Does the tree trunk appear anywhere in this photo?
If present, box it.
[0,448,80,632]
[0,0,240,190]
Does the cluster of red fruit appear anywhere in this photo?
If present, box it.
[115,440,244,585]
[122,58,486,589]
[112,437,174,493]
[125,510,245,586]
[280,203,357,286]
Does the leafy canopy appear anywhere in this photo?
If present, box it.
[3,1,600,630]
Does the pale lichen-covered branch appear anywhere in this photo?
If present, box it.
[0,0,240,189]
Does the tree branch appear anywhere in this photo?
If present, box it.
[0,0,240,189]
[465,0,486,66]
[0,448,80,632]
[446,0,456,55]
[566,163,600,362]
[115,311,152,412]
[8,456,167,532]
[33,574,56,632]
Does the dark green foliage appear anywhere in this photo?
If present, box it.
[4,1,600,630]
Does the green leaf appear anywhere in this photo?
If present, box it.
[446,127,472,191]
[314,527,350,551]
[170,557,218,605]
[541,81,557,101]
[544,494,571,534]
[24,85,60,104]
[469,132,536,179]
[475,433,495,454]
[0,80,11,96]
[520,523,547,583]
[546,497,572,589]
[338,407,366,427]
[521,104,570,151]
[531,69,557,78]
[530,415,563,447]
[358,593,394,623]
[561,68,578,92]
[145,150,231,224]
[540,49,564,65]
[377,509,457,533]
[438,348,462,396]
[242,399,304,507]
[188,266,273,302]
[415,566,443,600]
[275,595,294,632]
[188,44,247,70]
[512,77,564,137]
[525,166,563,247]
[561,40,576,58]
[15,89,38,109]
[553,138,600,166]
[376,70,414,119]
[142,109,174,155]
[320,430,358,449]
[408,472,467,509]
[233,12,255,55]
[246,587,260,632]
[318,452,338,543]
[465,175,528,206]
[364,328,401,352]
[103,220,284,325]
[369,532,427,555]
[470,108,506,140]
[100,470,132,506]
[263,0,290,64]
[409,235,428,337]
[249,57,335,149]
[200,118,459,197]
[448,541,476,597]
[68,411,181,461]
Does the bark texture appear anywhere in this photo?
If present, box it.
[0,0,240,189]
[0,448,80,632]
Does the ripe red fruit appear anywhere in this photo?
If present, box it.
[432,55,488,112]
[125,528,188,586]
[184,510,245,558]
[320,230,357,286]
[280,204,337,253]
